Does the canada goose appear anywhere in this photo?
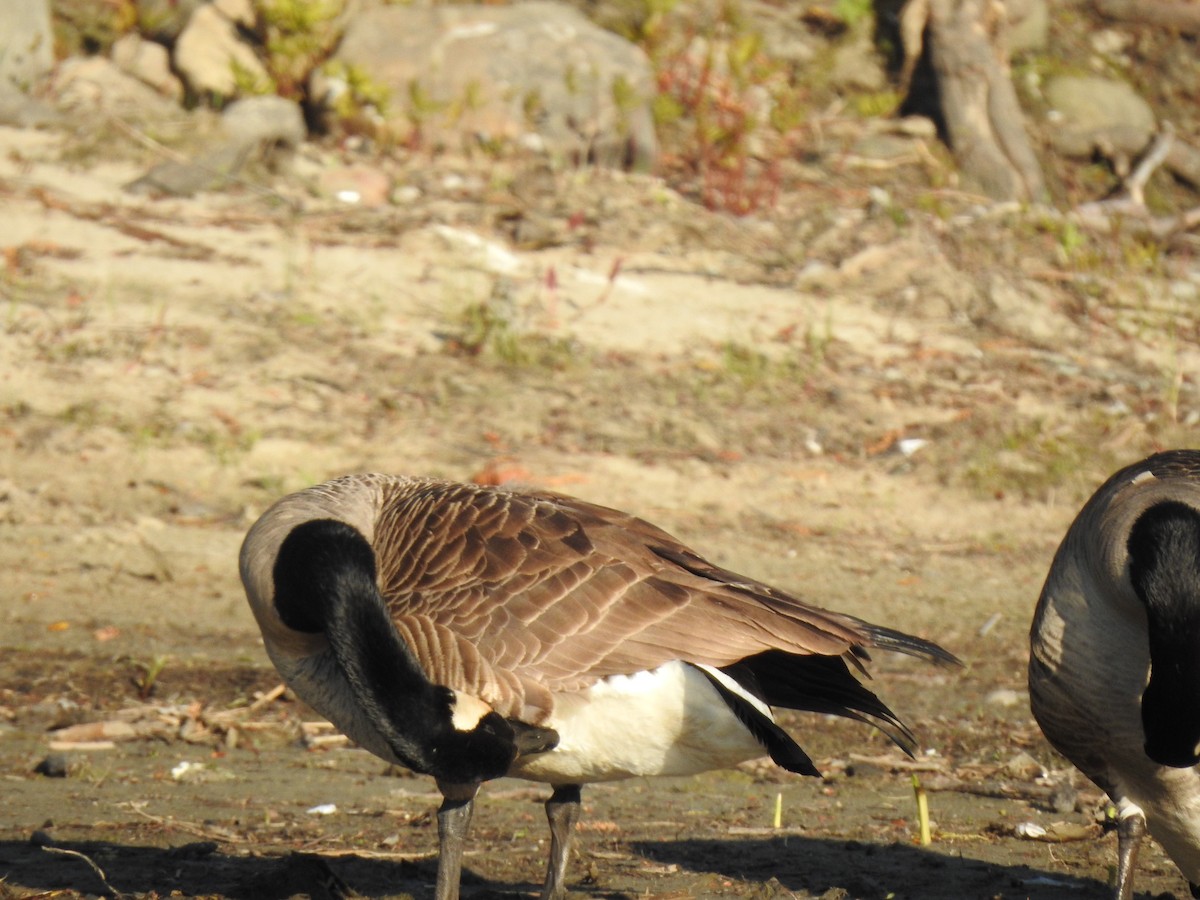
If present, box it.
[1030,450,1200,900]
[239,474,959,900]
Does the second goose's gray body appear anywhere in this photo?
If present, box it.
[241,473,958,900]
[1030,450,1200,899]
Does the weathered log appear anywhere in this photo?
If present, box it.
[922,0,1047,201]
[1095,0,1200,34]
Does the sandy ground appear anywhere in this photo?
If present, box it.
[1,117,1198,900]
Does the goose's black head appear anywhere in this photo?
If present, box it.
[430,707,558,785]
[272,518,379,634]
[1129,500,1200,769]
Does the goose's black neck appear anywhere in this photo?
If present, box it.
[1128,500,1200,768]
[273,518,381,635]
[272,519,529,784]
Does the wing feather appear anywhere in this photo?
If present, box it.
[369,480,935,719]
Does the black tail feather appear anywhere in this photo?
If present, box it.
[860,623,963,668]
[694,665,821,776]
[718,650,922,758]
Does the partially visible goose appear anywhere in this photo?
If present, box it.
[1030,450,1200,900]
[240,474,959,900]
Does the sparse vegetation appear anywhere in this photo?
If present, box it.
[4,3,1200,896]
[127,653,170,700]
[641,1,804,214]
[254,0,346,99]
[447,294,580,369]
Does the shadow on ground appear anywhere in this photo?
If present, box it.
[634,834,1112,899]
[1,834,1122,900]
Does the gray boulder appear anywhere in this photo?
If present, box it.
[0,0,54,93]
[51,56,182,120]
[1044,75,1156,158]
[313,1,657,169]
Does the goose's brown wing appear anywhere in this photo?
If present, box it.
[372,480,942,719]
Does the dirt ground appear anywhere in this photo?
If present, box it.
[1,88,1199,900]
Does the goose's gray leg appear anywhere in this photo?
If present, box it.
[435,781,479,900]
[541,784,582,900]
[1113,805,1146,900]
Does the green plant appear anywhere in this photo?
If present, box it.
[639,0,806,215]
[834,0,874,28]
[720,341,772,384]
[53,0,137,57]
[231,56,275,97]
[129,654,170,700]
[318,60,391,126]
[255,0,346,99]
[447,290,578,370]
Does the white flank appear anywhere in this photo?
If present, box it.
[510,661,768,784]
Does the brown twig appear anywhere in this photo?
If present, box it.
[1095,0,1200,34]
[1073,124,1200,239]
[40,846,124,899]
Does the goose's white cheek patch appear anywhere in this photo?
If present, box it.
[451,692,495,731]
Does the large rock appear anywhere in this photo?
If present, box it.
[314,2,657,168]
[1007,0,1048,55]
[112,33,184,100]
[175,1,271,98]
[0,0,54,94]
[1044,75,1156,158]
[51,56,182,121]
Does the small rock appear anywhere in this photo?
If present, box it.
[1002,751,1045,780]
[0,0,54,94]
[392,184,422,205]
[317,165,392,206]
[1090,28,1132,59]
[892,115,938,139]
[985,688,1022,708]
[170,760,236,783]
[111,33,184,100]
[852,133,919,162]
[222,95,307,150]
[175,2,271,97]
[1051,781,1080,814]
[34,753,69,778]
[0,92,60,128]
[25,697,84,730]
[51,56,181,119]
[830,30,886,92]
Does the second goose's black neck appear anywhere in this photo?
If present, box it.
[1128,500,1200,768]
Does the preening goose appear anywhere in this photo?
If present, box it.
[1030,450,1200,900]
[240,474,959,900]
